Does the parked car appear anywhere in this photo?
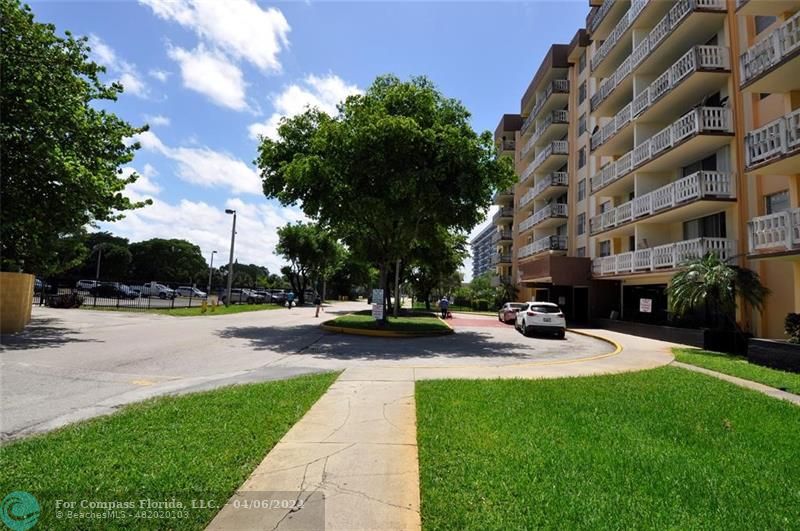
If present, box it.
[174,286,207,298]
[269,290,286,303]
[76,279,99,291]
[515,301,566,339]
[498,302,527,324]
[89,282,138,299]
[132,282,176,299]
[220,288,265,305]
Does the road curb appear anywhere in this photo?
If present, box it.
[566,328,624,356]
[320,322,454,338]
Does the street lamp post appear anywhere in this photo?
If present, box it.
[225,209,237,306]
[207,250,217,295]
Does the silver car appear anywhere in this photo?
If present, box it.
[498,302,526,324]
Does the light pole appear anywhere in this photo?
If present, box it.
[207,250,217,295]
[225,209,237,305]
[92,244,104,283]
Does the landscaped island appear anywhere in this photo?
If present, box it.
[324,310,452,334]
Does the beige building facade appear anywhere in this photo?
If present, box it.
[493,0,800,339]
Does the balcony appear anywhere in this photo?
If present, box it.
[493,187,514,205]
[519,203,569,233]
[498,139,516,154]
[737,0,800,16]
[533,140,569,175]
[591,107,733,197]
[740,10,800,92]
[587,0,628,40]
[493,207,514,224]
[589,171,735,236]
[591,46,730,156]
[492,253,513,265]
[745,108,800,174]
[748,208,800,257]
[520,110,569,161]
[492,229,513,243]
[521,80,570,137]
[590,0,727,115]
[518,235,569,259]
[533,171,569,201]
[592,237,736,277]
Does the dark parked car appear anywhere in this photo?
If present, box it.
[89,282,138,299]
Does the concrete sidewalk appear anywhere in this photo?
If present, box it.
[207,328,679,530]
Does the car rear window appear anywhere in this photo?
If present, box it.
[509,303,526,309]
[529,305,561,314]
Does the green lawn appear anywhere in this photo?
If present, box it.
[84,303,283,316]
[0,372,339,530]
[327,310,450,332]
[416,367,800,530]
[674,347,800,394]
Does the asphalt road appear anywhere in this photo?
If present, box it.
[0,302,612,440]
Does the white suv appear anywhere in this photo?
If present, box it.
[515,301,566,339]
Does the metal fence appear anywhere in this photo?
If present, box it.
[32,279,287,311]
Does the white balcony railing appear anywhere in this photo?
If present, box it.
[491,229,513,243]
[522,110,569,158]
[518,235,569,259]
[590,171,734,235]
[592,237,737,276]
[588,0,617,33]
[740,10,800,86]
[590,107,732,194]
[533,171,569,198]
[530,80,570,124]
[519,186,537,208]
[590,0,727,110]
[530,140,569,174]
[748,207,800,253]
[591,46,730,151]
[744,108,800,169]
[519,203,569,232]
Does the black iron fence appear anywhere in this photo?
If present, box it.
[32,278,288,311]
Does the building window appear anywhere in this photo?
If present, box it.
[578,81,587,104]
[599,240,611,257]
[578,53,586,73]
[577,213,586,235]
[766,190,790,214]
[576,246,586,257]
[577,179,586,201]
[578,113,587,135]
[755,15,777,34]
[683,212,726,239]
[578,147,586,169]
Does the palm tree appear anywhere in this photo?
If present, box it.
[667,252,770,329]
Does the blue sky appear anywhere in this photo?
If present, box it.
[30,0,587,279]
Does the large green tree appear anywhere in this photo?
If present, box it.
[408,229,468,310]
[0,0,149,275]
[67,232,132,280]
[276,222,344,305]
[257,75,514,317]
[129,239,207,284]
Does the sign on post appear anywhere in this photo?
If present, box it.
[639,298,653,313]
[371,289,384,320]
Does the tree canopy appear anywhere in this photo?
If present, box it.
[129,239,207,283]
[257,74,515,314]
[0,0,149,275]
[276,222,344,305]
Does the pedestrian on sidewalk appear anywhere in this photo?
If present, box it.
[438,296,450,319]
[286,291,295,309]
[314,294,323,318]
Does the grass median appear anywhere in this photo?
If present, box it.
[674,347,800,394]
[416,367,800,530]
[327,310,451,333]
[0,372,339,530]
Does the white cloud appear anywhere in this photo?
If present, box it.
[167,44,248,111]
[101,196,306,272]
[131,130,262,195]
[140,0,290,73]
[121,164,161,202]
[248,74,362,140]
[88,34,149,98]
[148,69,171,82]
[144,114,171,127]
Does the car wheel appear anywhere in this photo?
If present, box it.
[159,292,166,299]
[247,297,254,304]
[557,329,566,340]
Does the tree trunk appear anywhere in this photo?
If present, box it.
[393,259,401,317]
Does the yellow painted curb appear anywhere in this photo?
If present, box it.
[320,322,454,338]
[565,329,623,356]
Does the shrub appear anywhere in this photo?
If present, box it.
[46,293,83,308]
[453,295,471,308]
[785,313,800,343]
[472,299,490,311]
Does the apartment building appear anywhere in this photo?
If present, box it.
[470,224,495,280]
[493,0,800,339]
[492,115,521,286]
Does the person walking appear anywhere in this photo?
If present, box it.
[314,293,323,318]
[438,296,450,319]
[286,291,295,309]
